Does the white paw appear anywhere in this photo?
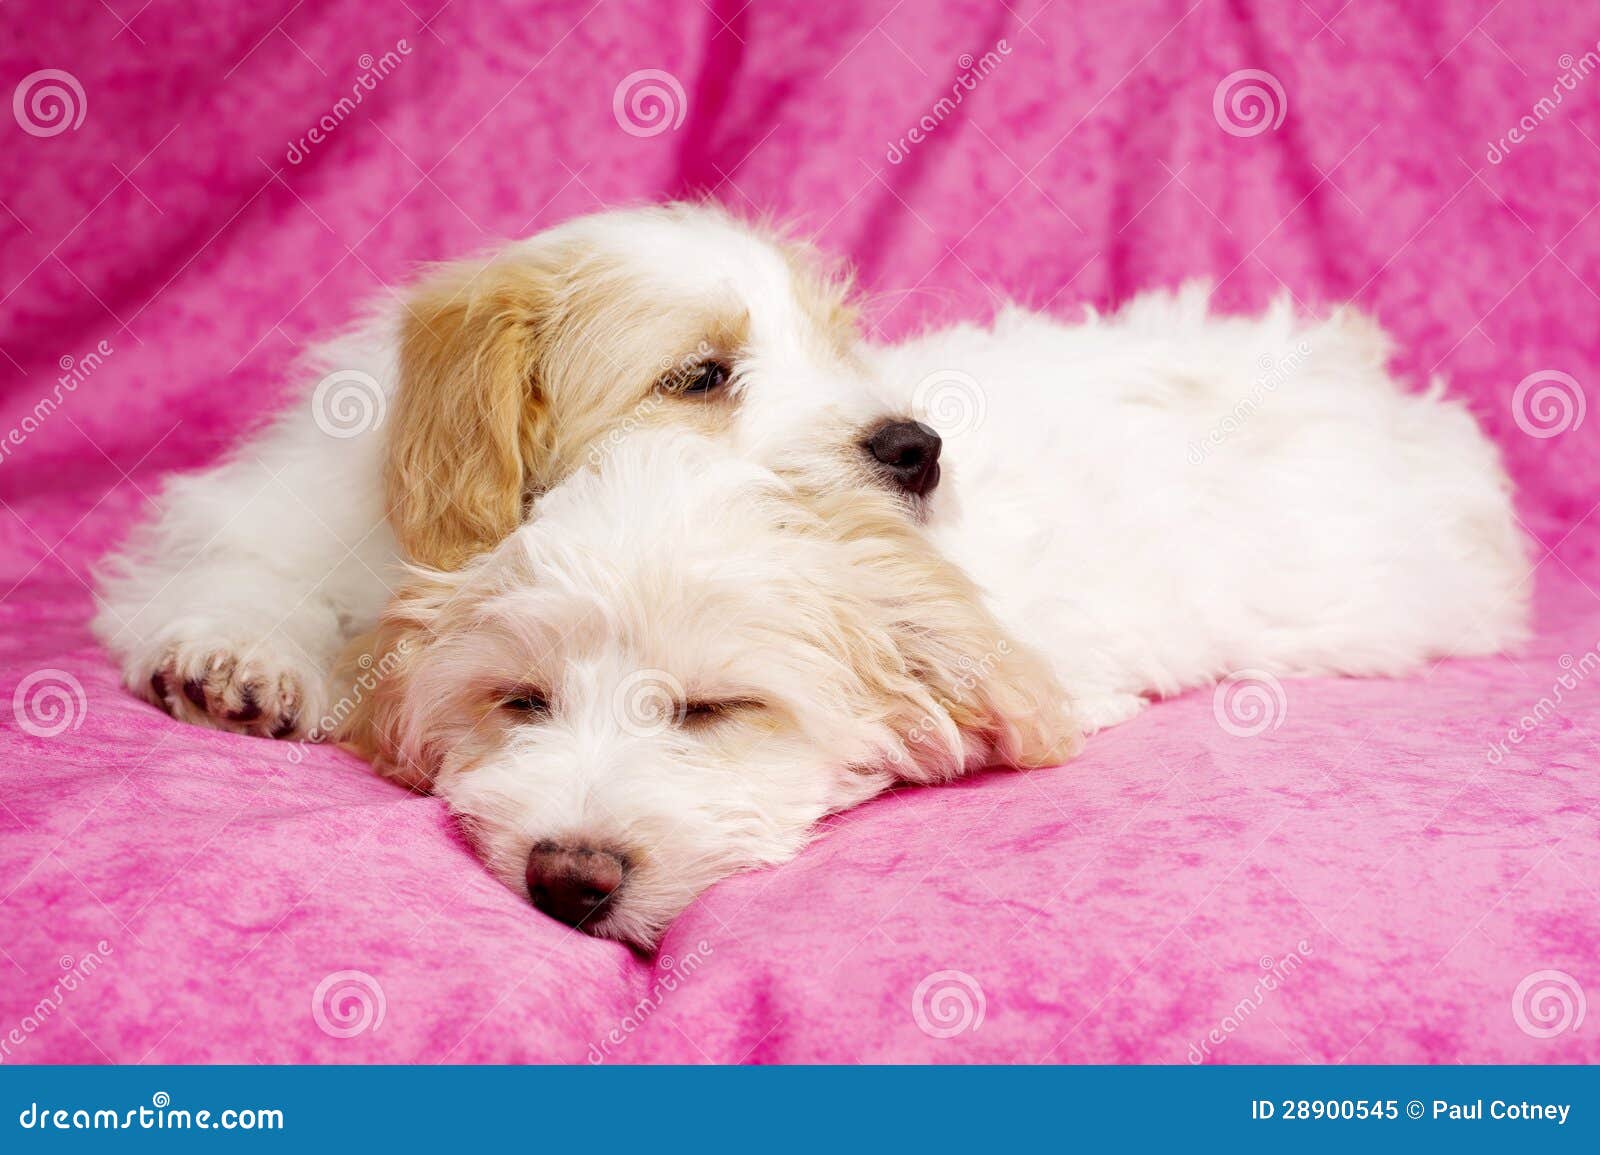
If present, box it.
[135,633,326,739]
[1074,692,1148,734]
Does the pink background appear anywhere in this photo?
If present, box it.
[1,1,1596,1062]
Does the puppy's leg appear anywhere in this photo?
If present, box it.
[94,398,398,740]
[139,600,339,740]
[1073,692,1148,734]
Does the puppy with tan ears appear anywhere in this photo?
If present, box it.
[93,205,932,739]
[340,430,1076,947]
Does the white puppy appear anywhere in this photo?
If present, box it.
[92,205,925,738]
[340,430,1075,946]
[869,286,1529,731]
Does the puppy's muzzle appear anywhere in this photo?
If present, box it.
[525,841,627,928]
[865,420,942,497]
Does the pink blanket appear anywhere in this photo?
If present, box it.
[2,1,1595,1064]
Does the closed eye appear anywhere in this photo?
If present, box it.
[680,698,764,729]
[498,688,550,717]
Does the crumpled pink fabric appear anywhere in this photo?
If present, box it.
[1,1,1595,1063]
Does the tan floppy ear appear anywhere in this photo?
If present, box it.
[888,593,1083,777]
[776,235,863,356]
[334,566,465,791]
[386,258,554,570]
[813,490,1083,782]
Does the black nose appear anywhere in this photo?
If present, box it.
[865,420,942,496]
[525,842,627,928]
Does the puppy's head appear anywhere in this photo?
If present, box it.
[345,431,1076,947]
[387,203,936,570]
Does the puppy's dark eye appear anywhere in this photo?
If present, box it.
[680,360,730,395]
[499,689,550,716]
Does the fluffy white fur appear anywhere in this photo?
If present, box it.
[871,286,1530,731]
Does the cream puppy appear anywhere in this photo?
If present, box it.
[341,430,1076,947]
[93,205,931,739]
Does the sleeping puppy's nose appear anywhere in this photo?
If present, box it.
[525,842,626,927]
[866,420,942,496]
